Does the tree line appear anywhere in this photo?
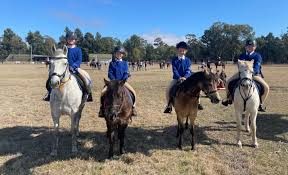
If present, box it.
[1,22,288,63]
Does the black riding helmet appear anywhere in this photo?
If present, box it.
[114,46,126,54]
[176,41,188,49]
[66,32,77,40]
[245,38,257,46]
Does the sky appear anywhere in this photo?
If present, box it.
[1,0,288,45]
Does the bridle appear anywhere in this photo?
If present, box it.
[50,58,71,87]
[238,73,255,112]
[104,87,126,122]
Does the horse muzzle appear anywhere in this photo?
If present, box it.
[50,76,60,88]
[208,91,221,104]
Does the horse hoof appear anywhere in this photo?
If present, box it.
[253,143,259,148]
[178,145,182,150]
[237,141,242,148]
[50,150,58,156]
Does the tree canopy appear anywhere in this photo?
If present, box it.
[1,22,288,63]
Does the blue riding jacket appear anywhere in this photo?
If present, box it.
[68,47,82,73]
[171,56,192,80]
[108,59,129,81]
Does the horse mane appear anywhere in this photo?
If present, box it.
[179,71,206,93]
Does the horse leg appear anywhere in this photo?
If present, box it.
[235,111,243,148]
[250,111,258,148]
[118,124,128,155]
[71,113,78,153]
[177,116,185,150]
[51,115,60,156]
[108,130,115,158]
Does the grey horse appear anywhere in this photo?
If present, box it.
[49,45,87,156]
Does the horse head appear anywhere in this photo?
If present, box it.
[199,70,221,104]
[103,79,127,122]
[238,60,254,89]
[49,45,69,89]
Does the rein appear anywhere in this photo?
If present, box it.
[238,77,255,112]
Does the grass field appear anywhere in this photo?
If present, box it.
[0,63,287,175]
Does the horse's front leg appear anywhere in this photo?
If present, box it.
[118,123,128,155]
[190,124,196,150]
[51,114,60,156]
[108,130,115,158]
[177,116,185,150]
[71,113,79,153]
[235,111,243,148]
[244,113,251,133]
[250,111,259,148]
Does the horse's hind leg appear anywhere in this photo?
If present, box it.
[51,115,60,156]
[118,123,128,155]
[250,111,258,148]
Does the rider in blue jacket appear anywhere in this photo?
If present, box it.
[222,39,269,112]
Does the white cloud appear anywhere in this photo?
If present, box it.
[141,32,186,46]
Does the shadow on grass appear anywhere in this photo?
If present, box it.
[0,124,219,174]
[257,113,288,143]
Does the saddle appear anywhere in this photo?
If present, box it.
[228,78,264,101]
[73,72,87,94]
[125,87,135,104]
[169,80,183,105]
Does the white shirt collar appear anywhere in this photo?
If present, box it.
[67,44,76,48]
[116,58,122,61]
[178,55,185,60]
[246,51,254,56]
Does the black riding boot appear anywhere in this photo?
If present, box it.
[258,104,266,112]
[163,104,172,114]
[43,77,51,101]
[87,92,93,102]
[98,96,105,118]
[198,103,204,110]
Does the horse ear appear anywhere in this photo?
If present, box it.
[52,45,56,54]
[104,78,110,86]
[63,45,68,56]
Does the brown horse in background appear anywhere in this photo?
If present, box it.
[102,79,133,158]
[171,71,221,150]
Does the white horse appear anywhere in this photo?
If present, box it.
[49,45,86,156]
[234,60,260,148]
